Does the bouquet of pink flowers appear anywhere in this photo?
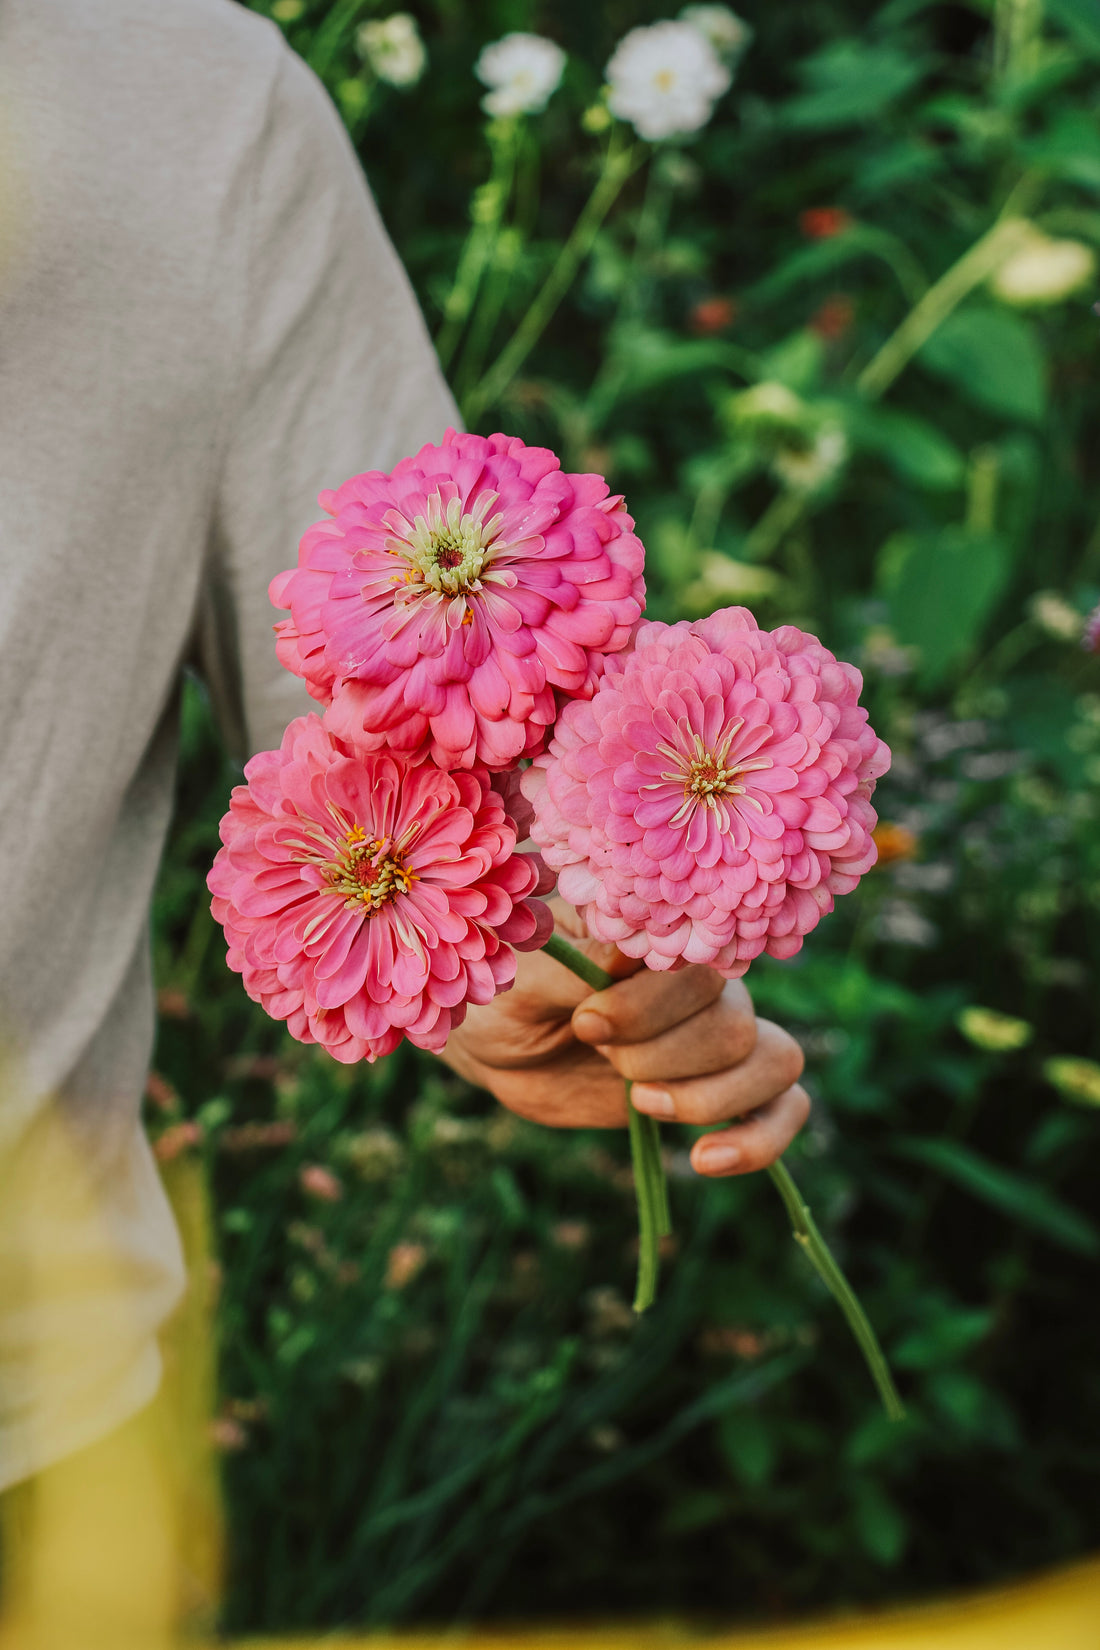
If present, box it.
[209,429,901,1418]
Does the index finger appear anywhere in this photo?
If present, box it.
[572,963,730,1048]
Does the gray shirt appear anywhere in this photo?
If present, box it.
[0,0,455,1482]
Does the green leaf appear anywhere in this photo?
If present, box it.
[718,1410,776,1488]
[878,527,1009,685]
[758,329,825,393]
[779,44,926,130]
[918,307,1048,424]
[895,1136,1100,1255]
[1046,0,1100,56]
[748,236,868,303]
[847,405,965,492]
[892,1308,994,1370]
[1022,112,1100,191]
[661,1490,735,1536]
[926,1371,1021,1449]
[608,326,745,396]
[851,1479,909,1566]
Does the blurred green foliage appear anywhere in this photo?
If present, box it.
[153,0,1100,1632]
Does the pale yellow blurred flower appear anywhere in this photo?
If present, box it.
[1044,1056,1100,1108]
[991,226,1096,305]
[957,1006,1033,1052]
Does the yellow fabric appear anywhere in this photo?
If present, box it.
[234,1558,1100,1648]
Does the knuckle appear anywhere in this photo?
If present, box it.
[777,1033,805,1087]
[788,1082,812,1130]
[611,1045,644,1082]
[720,988,758,1061]
[673,1085,727,1127]
[686,964,726,1005]
[735,1132,768,1173]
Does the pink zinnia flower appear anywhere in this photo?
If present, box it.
[207,715,551,1063]
[268,430,645,771]
[522,607,890,977]
[1084,602,1100,653]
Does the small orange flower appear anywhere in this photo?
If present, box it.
[872,822,918,867]
[156,986,190,1020]
[799,206,853,240]
[689,294,737,335]
[144,1070,178,1113]
[385,1241,428,1290]
[220,1120,297,1154]
[153,1120,202,1163]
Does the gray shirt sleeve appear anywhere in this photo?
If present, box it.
[195,43,458,761]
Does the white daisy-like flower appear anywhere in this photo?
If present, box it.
[605,20,731,142]
[357,13,427,88]
[475,33,566,118]
[679,4,753,65]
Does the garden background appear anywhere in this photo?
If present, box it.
[152,0,1100,1635]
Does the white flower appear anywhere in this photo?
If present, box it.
[1029,590,1084,642]
[772,424,849,495]
[728,379,804,429]
[679,4,753,65]
[605,20,730,142]
[357,13,427,88]
[991,226,1096,306]
[475,33,566,118]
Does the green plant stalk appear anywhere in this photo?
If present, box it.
[305,0,373,81]
[542,929,667,1311]
[542,932,903,1414]
[464,134,641,423]
[855,215,1032,401]
[453,229,522,402]
[766,1159,905,1422]
[744,191,1040,562]
[436,122,518,373]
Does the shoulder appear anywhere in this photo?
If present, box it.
[3,0,320,153]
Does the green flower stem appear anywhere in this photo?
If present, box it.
[541,934,904,1410]
[463,133,642,424]
[854,214,1033,402]
[625,1083,661,1313]
[436,122,519,373]
[305,0,373,81]
[541,928,616,993]
[767,1159,905,1422]
[541,929,666,1312]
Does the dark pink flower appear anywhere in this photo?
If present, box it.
[1084,602,1100,653]
[269,430,646,771]
[207,716,551,1062]
[522,608,889,976]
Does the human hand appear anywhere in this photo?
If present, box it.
[440,900,809,1177]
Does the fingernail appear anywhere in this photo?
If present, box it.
[574,1010,612,1044]
[631,1086,676,1119]
[698,1142,741,1173]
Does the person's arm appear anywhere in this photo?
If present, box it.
[195,39,456,761]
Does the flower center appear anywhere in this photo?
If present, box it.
[326,825,416,912]
[388,491,505,596]
[655,724,772,828]
[686,753,740,798]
